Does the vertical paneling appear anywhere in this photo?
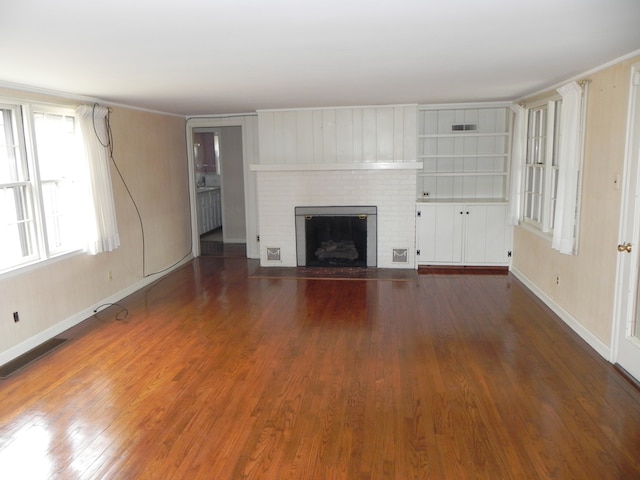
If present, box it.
[352,108,364,162]
[403,106,417,160]
[296,110,314,163]
[362,108,378,162]
[312,110,324,163]
[376,107,394,161]
[257,105,417,164]
[258,111,276,164]
[322,109,337,163]
[336,109,354,163]
[273,112,286,163]
[282,111,297,164]
[393,106,405,161]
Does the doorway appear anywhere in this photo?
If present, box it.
[186,115,259,260]
[613,63,640,382]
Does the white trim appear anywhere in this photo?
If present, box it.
[515,48,640,103]
[258,103,418,113]
[0,80,185,118]
[250,162,422,172]
[187,113,257,119]
[611,63,640,377]
[418,101,513,110]
[0,249,83,281]
[0,256,193,368]
[511,266,611,360]
[186,116,260,259]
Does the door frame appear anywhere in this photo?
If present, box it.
[612,62,640,381]
[186,114,259,259]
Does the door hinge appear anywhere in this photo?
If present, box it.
[417,210,422,217]
[417,249,421,256]
[508,250,512,258]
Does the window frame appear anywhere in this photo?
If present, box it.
[0,98,85,275]
[521,96,562,234]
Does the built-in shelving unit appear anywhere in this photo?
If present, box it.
[415,102,513,267]
[417,102,511,202]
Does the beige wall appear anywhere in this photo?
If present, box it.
[0,88,190,360]
[512,55,639,348]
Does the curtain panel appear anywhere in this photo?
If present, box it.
[76,104,120,254]
[552,81,584,255]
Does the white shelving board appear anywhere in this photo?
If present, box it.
[417,103,512,202]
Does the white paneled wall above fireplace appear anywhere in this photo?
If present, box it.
[257,105,417,165]
[253,103,420,269]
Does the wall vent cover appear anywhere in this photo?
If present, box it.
[451,124,477,131]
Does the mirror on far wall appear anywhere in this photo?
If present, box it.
[193,129,220,174]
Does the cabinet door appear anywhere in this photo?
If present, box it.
[416,205,436,263]
[198,194,206,235]
[212,190,222,229]
[416,204,463,264]
[464,204,510,264]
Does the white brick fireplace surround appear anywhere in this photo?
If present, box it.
[252,164,420,269]
[253,104,419,269]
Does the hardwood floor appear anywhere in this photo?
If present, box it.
[0,257,639,479]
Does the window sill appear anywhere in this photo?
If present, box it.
[0,249,85,281]
[516,222,553,243]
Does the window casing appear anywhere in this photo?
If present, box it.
[523,99,562,233]
[1,101,85,273]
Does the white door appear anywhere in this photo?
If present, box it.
[415,204,464,264]
[465,204,510,265]
[613,64,640,382]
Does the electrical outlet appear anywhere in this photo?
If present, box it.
[13,312,19,323]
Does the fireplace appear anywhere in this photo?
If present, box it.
[295,206,377,267]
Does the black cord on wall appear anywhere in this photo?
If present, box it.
[90,103,192,279]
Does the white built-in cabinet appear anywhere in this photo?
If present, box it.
[416,202,511,265]
[415,103,512,266]
[197,188,222,235]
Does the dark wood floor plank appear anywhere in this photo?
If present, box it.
[0,258,639,479]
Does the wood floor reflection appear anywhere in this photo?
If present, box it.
[0,257,639,479]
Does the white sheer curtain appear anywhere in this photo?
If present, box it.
[509,104,526,225]
[76,104,120,254]
[552,81,584,255]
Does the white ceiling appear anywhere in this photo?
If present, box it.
[2,0,640,116]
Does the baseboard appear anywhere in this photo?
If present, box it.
[0,255,193,368]
[418,265,509,275]
[510,267,611,360]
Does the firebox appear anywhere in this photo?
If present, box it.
[295,206,377,267]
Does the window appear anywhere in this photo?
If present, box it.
[1,101,86,273]
[523,98,562,232]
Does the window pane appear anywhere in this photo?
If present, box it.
[0,185,37,270]
[34,112,78,181]
[33,111,83,253]
[0,107,27,183]
[552,100,562,167]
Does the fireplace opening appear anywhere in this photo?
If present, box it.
[295,206,377,268]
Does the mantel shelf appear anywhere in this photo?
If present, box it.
[418,172,509,177]
[418,132,509,138]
